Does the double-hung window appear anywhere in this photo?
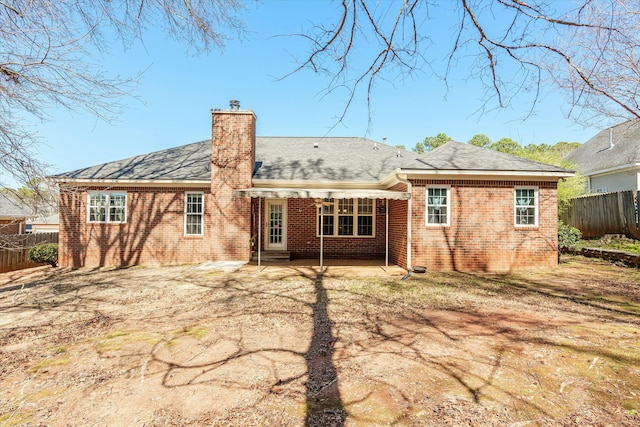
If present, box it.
[514,187,538,227]
[88,192,127,223]
[185,192,204,235]
[317,198,374,237]
[426,186,450,226]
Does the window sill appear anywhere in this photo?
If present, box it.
[315,235,376,239]
[87,221,127,225]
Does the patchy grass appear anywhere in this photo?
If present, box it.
[1,256,639,426]
[47,345,68,354]
[172,325,208,339]
[104,330,130,339]
[28,356,70,374]
[0,410,34,427]
[580,235,640,255]
[97,329,161,354]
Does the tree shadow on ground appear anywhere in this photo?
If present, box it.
[2,259,640,426]
[304,274,346,426]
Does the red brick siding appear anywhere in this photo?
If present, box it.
[210,110,256,260]
[388,183,409,269]
[252,198,389,259]
[410,179,558,272]
[58,109,257,268]
[58,186,217,268]
[0,219,25,235]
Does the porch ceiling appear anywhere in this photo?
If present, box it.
[233,187,411,200]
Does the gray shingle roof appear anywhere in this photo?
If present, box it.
[404,140,571,173]
[28,213,59,225]
[0,193,31,218]
[54,137,571,183]
[254,137,415,182]
[567,119,640,175]
[53,140,211,181]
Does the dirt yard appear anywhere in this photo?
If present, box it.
[1,256,639,426]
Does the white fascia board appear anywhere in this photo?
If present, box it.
[383,169,574,182]
[0,215,29,220]
[251,179,384,189]
[54,178,211,188]
[379,169,406,187]
[586,163,640,178]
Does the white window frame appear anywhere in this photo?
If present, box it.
[514,186,538,227]
[184,191,204,236]
[316,198,375,238]
[87,192,127,223]
[426,186,451,226]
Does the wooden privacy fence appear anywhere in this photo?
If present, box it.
[0,232,59,273]
[561,191,640,239]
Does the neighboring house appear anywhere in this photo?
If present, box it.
[53,102,572,272]
[567,119,640,193]
[27,214,60,233]
[0,193,30,235]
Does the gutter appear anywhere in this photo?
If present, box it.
[584,163,640,178]
[379,169,573,187]
[51,178,211,188]
[396,169,574,178]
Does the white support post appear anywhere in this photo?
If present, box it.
[320,201,324,275]
[257,197,262,272]
[385,199,389,268]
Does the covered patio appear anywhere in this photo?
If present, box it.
[234,187,411,273]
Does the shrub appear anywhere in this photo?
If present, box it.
[28,243,58,267]
[558,221,581,252]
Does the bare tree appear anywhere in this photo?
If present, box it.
[292,0,640,127]
[0,0,246,190]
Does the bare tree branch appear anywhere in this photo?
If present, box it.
[0,0,247,189]
[293,0,640,129]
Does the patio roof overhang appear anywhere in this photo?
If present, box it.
[233,187,411,200]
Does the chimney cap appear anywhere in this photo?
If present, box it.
[229,99,241,111]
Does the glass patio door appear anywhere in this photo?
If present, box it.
[265,199,287,250]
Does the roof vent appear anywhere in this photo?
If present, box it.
[229,99,240,111]
[396,149,402,158]
[313,142,319,149]
[599,128,615,153]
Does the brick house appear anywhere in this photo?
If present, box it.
[567,118,640,193]
[0,193,29,235]
[53,102,572,272]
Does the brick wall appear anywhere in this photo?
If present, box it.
[58,186,217,268]
[410,179,559,272]
[252,198,389,259]
[388,183,409,268]
[58,108,258,268]
[210,109,256,261]
[0,219,25,235]
[287,198,387,259]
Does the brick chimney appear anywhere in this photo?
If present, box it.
[210,100,256,261]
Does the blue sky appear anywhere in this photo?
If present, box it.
[33,0,603,181]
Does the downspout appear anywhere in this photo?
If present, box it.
[397,174,412,271]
